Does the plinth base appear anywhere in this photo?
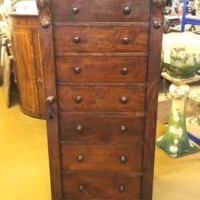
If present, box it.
[157,134,196,158]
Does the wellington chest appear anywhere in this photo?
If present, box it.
[37,0,165,199]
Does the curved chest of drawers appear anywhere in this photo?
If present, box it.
[37,0,165,199]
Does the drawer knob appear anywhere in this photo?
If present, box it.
[124,6,131,15]
[75,96,82,103]
[120,155,127,163]
[120,96,128,104]
[122,37,129,44]
[120,125,127,133]
[76,125,83,133]
[73,36,80,43]
[74,66,81,74]
[119,185,125,192]
[77,154,84,162]
[79,184,84,191]
[121,67,128,75]
[72,7,79,14]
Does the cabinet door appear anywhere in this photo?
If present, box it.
[32,28,46,118]
[12,24,45,118]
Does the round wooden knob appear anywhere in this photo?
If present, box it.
[122,37,129,44]
[120,155,127,163]
[76,125,83,133]
[120,96,128,104]
[77,154,84,162]
[72,7,79,14]
[121,67,128,75]
[73,36,80,43]
[75,96,82,103]
[119,185,125,192]
[74,66,81,74]
[120,125,127,133]
[79,184,84,191]
[124,6,131,15]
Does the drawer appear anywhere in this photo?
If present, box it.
[60,144,142,172]
[59,113,144,143]
[54,26,149,53]
[56,56,147,83]
[57,85,145,113]
[62,172,141,200]
[52,0,150,23]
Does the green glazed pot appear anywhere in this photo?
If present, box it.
[162,32,200,79]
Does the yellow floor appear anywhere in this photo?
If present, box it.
[0,87,51,200]
[0,86,200,200]
[154,121,200,200]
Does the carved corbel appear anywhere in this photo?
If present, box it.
[36,0,51,28]
[152,0,166,29]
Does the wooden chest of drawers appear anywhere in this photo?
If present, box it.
[37,0,165,199]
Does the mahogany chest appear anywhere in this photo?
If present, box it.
[37,0,165,199]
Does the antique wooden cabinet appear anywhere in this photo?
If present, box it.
[37,0,165,199]
[10,14,46,118]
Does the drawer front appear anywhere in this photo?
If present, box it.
[62,172,141,200]
[59,113,144,143]
[58,85,145,112]
[54,26,149,53]
[61,144,142,171]
[56,56,147,83]
[52,0,150,23]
